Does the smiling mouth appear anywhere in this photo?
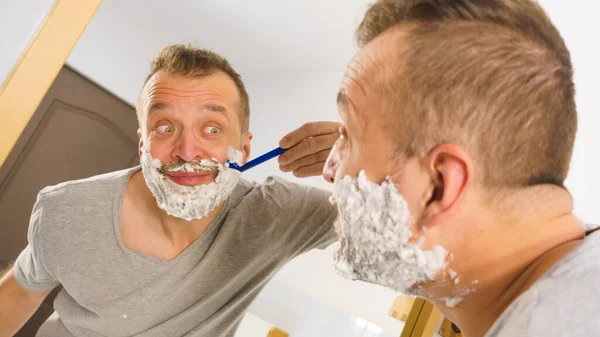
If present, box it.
[164,170,218,186]
[158,164,217,174]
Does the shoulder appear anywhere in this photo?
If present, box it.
[253,175,331,199]
[32,167,136,235]
[487,232,600,336]
[542,230,600,283]
[231,176,331,211]
[38,167,137,207]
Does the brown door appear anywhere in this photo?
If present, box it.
[0,66,139,336]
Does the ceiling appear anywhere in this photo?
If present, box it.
[67,0,369,106]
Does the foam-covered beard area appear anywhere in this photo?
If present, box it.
[140,147,243,221]
[331,171,448,296]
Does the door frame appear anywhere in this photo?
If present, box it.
[0,0,102,168]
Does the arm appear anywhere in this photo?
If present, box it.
[261,177,338,255]
[1,190,61,336]
[0,268,51,337]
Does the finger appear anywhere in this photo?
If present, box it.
[292,162,326,178]
[279,121,341,149]
[278,132,339,166]
[280,149,330,172]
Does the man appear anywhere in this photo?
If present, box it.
[322,0,600,336]
[0,45,339,337]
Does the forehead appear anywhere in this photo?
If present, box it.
[138,71,243,128]
[142,70,240,108]
[339,30,405,122]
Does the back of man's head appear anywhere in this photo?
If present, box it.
[357,0,576,194]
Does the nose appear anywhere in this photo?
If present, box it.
[172,128,207,162]
[323,146,341,183]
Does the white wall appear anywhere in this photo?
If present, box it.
[235,312,274,337]
[540,1,600,228]
[248,276,401,337]
[0,0,56,88]
[240,71,344,190]
[269,246,406,335]
[65,0,364,107]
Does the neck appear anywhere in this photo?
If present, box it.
[425,186,585,337]
[157,202,225,246]
[133,170,225,247]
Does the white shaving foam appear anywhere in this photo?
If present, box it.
[331,171,448,295]
[227,147,244,164]
[140,146,243,221]
[440,296,464,308]
[440,286,474,307]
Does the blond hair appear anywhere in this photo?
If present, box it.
[357,0,576,190]
[137,44,250,132]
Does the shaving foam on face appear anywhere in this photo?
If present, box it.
[440,296,464,308]
[331,171,448,296]
[227,147,244,165]
[140,146,243,221]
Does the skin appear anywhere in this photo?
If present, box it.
[322,25,586,337]
[123,70,252,261]
[278,121,340,177]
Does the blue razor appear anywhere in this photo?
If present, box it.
[227,147,288,172]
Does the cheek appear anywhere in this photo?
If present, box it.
[206,141,239,164]
[211,145,230,163]
[147,143,171,163]
[397,183,424,215]
[392,158,432,219]
[395,179,430,236]
[334,146,372,182]
[330,149,350,182]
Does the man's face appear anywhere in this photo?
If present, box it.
[139,70,251,185]
[323,28,450,295]
[137,70,252,220]
[324,29,431,228]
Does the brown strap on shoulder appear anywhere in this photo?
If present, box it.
[585,226,600,236]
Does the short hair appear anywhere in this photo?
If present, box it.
[356,0,576,190]
[137,44,250,133]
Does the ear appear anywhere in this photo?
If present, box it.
[423,143,472,223]
[241,131,253,164]
[137,128,143,157]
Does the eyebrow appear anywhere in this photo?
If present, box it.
[203,104,231,121]
[204,104,227,114]
[337,91,347,108]
[147,102,166,116]
[337,90,356,114]
[147,102,231,121]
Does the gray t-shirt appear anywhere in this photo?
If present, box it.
[13,167,337,337]
[485,227,600,337]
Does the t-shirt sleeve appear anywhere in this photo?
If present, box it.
[261,177,337,257]
[13,190,60,291]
